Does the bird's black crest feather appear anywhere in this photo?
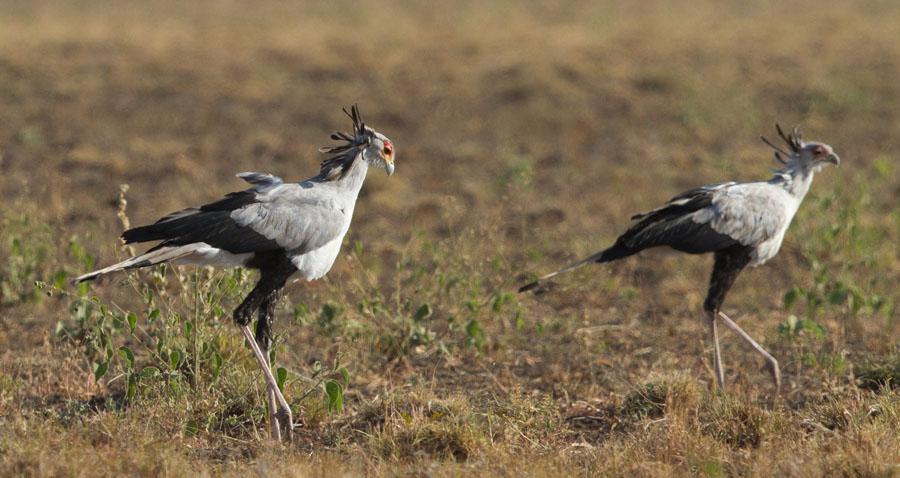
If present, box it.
[761,123,803,157]
[318,104,375,180]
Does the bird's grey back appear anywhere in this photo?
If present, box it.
[230,169,363,256]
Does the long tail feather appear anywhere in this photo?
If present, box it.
[73,244,202,283]
[518,243,632,293]
[518,252,603,293]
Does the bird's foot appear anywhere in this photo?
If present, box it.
[275,408,294,440]
[765,358,782,396]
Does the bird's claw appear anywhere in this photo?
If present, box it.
[765,360,782,396]
[274,408,294,440]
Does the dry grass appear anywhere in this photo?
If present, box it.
[1,0,899,476]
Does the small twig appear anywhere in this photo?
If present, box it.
[643,417,667,431]
[478,362,509,394]
[117,184,135,257]
[219,434,255,445]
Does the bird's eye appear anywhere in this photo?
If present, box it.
[383,142,393,156]
[812,145,826,156]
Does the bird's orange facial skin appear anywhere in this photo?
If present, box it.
[383,140,394,158]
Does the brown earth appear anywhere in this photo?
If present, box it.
[1,1,898,476]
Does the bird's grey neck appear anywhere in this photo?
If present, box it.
[312,152,369,198]
[335,154,370,192]
[768,165,814,199]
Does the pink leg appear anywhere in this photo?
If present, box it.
[717,311,781,395]
[240,325,293,440]
[257,338,282,441]
[708,311,726,391]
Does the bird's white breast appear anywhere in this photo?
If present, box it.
[289,198,357,280]
[749,188,801,267]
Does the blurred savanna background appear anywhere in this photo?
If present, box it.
[1,0,898,475]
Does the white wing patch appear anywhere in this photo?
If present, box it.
[693,183,792,247]
[229,178,352,254]
[230,198,346,253]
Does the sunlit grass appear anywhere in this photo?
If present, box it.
[1,0,898,475]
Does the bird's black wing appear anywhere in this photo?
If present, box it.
[617,182,741,255]
[122,191,282,255]
[518,182,742,293]
[122,173,282,254]
[122,171,347,256]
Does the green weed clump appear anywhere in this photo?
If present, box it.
[621,373,701,420]
[856,353,900,391]
[0,213,56,305]
[48,238,351,440]
[699,397,767,449]
[357,392,478,461]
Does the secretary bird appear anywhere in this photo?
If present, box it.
[76,105,395,440]
[519,125,839,394]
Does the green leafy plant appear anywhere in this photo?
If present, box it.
[0,214,55,305]
[777,314,826,340]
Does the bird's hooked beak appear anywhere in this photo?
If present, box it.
[385,158,395,176]
[826,152,840,166]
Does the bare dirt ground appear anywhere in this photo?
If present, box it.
[1,1,898,476]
